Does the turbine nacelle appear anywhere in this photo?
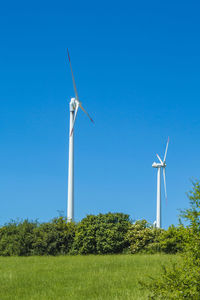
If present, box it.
[152,162,166,168]
[152,162,163,168]
[152,162,158,168]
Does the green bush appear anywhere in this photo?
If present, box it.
[0,217,76,256]
[0,220,37,256]
[73,213,131,254]
[126,220,162,254]
[32,217,76,255]
[96,213,131,254]
[156,225,189,254]
[181,180,200,231]
[142,180,200,299]
[72,215,97,254]
[126,220,189,255]
[142,236,200,299]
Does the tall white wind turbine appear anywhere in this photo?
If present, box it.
[152,138,169,228]
[67,49,94,222]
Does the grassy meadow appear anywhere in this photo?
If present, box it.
[0,254,180,300]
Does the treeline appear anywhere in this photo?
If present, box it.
[0,212,190,256]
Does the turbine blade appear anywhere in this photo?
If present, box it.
[67,49,79,101]
[156,154,163,164]
[163,168,167,205]
[163,137,169,162]
[79,103,94,123]
[70,104,79,136]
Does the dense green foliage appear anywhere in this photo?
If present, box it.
[0,211,190,256]
[126,220,189,254]
[142,180,200,299]
[73,213,131,254]
[32,217,76,255]
[0,213,132,256]
[0,217,76,256]
[181,180,200,231]
[0,254,179,300]
[125,220,161,254]
[0,220,37,256]
[150,224,189,254]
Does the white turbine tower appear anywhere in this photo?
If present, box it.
[67,49,94,222]
[152,138,169,228]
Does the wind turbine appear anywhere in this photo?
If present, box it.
[67,49,94,222]
[152,138,169,228]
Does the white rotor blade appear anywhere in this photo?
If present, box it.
[163,168,167,205]
[67,49,79,101]
[156,154,163,164]
[79,103,94,123]
[163,137,169,162]
[70,104,79,136]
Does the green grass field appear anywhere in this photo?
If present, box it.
[0,254,180,300]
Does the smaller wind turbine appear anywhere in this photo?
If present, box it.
[152,138,169,228]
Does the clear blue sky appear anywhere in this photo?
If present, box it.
[0,1,200,228]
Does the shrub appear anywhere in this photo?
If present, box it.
[142,238,200,299]
[32,217,76,255]
[0,220,37,256]
[96,213,131,254]
[141,180,200,299]
[0,217,76,256]
[156,225,190,254]
[181,180,200,231]
[73,213,131,254]
[72,215,97,254]
[126,220,162,254]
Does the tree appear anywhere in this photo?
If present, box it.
[0,220,37,256]
[155,224,189,254]
[32,217,76,255]
[142,180,200,299]
[181,180,200,231]
[126,220,162,254]
[73,213,131,254]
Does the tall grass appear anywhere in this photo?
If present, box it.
[0,254,180,300]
